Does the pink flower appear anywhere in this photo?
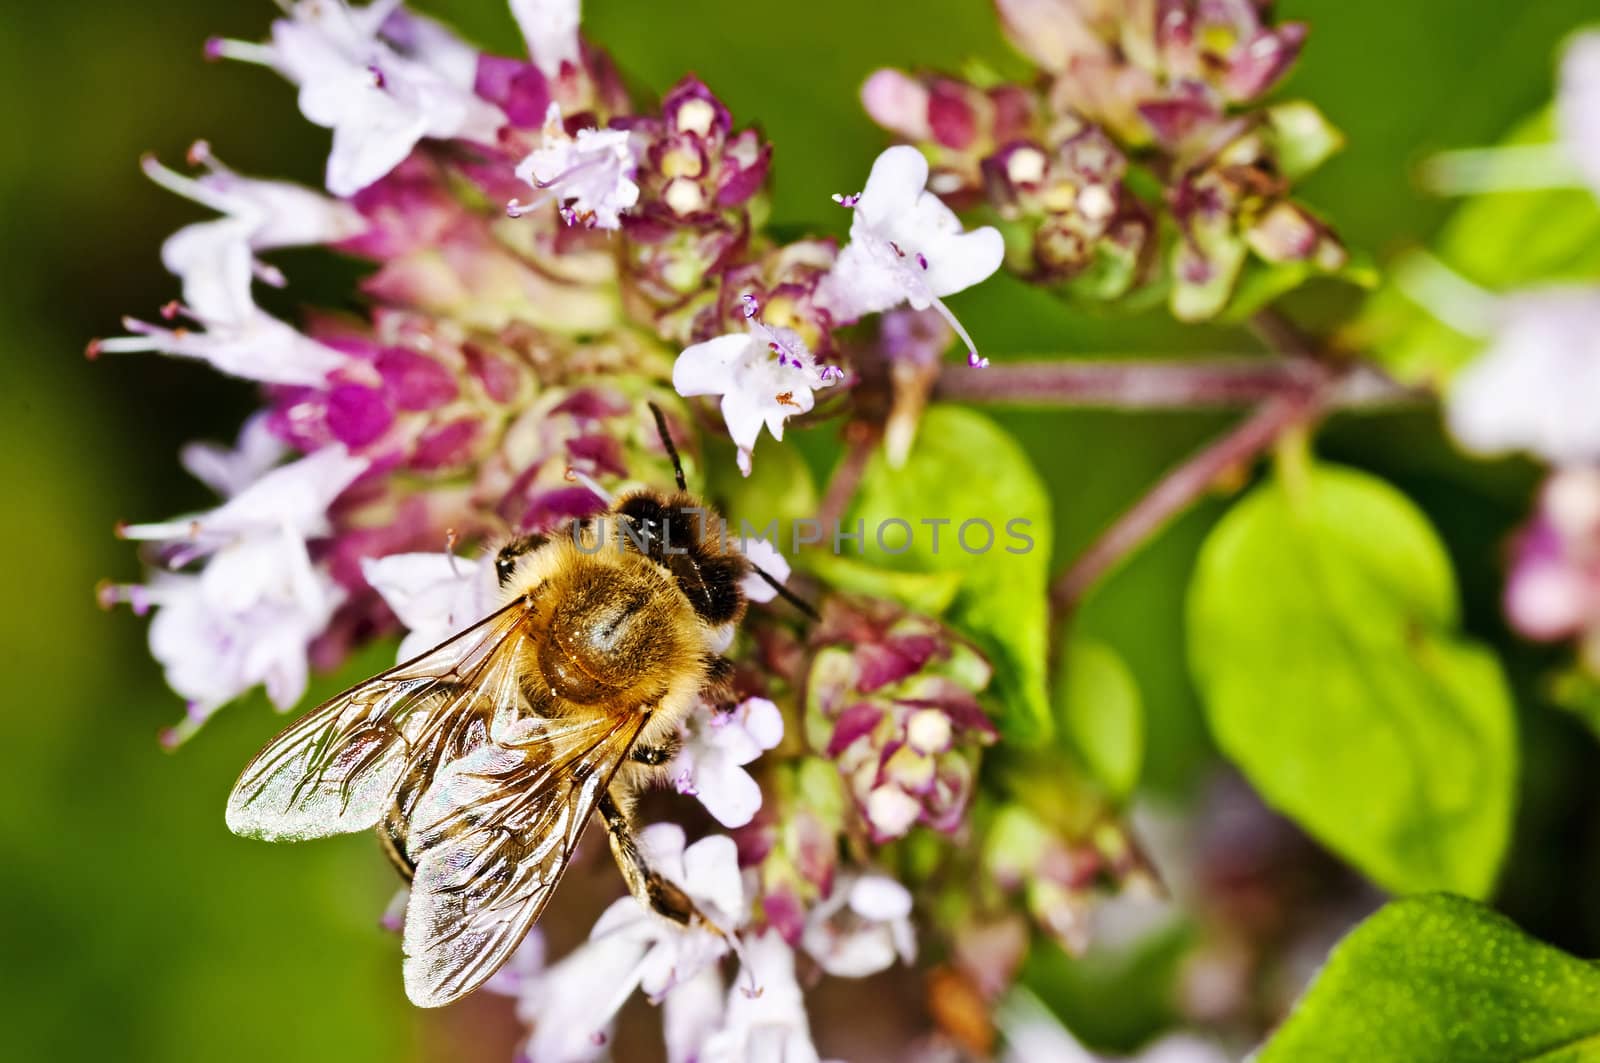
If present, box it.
[102,446,366,727]
[1506,469,1600,660]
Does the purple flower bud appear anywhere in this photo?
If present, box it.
[806,597,995,843]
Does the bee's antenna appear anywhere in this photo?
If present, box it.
[750,565,820,622]
[648,401,689,492]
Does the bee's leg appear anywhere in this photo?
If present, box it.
[701,655,738,713]
[597,789,706,928]
[494,533,548,587]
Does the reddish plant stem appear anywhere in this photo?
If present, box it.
[1049,387,1325,618]
[817,422,881,532]
[934,358,1323,408]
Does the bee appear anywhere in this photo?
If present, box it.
[225,405,806,1007]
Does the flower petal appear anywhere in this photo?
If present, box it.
[856,144,931,221]
[673,334,754,397]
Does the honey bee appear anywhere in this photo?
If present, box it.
[225,405,804,1007]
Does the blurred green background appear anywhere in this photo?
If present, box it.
[4,1,1599,1059]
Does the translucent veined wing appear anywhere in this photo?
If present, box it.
[225,597,535,842]
[400,709,651,1007]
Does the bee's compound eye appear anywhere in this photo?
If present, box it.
[495,534,547,586]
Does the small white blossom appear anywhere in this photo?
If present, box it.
[92,301,357,387]
[663,965,726,1063]
[512,0,582,78]
[511,826,744,1063]
[139,530,345,727]
[1447,287,1600,464]
[212,0,504,196]
[800,871,916,978]
[361,549,499,661]
[698,931,827,1063]
[818,145,1005,367]
[734,535,791,604]
[98,148,372,383]
[104,446,364,729]
[673,298,842,476]
[998,989,1231,1063]
[512,104,640,229]
[179,414,290,499]
[671,696,784,828]
[119,446,368,559]
[1559,31,1600,197]
[145,145,366,297]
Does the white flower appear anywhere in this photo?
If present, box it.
[733,534,791,603]
[800,872,916,978]
[98,147,373,384]
[511,826,744,1063]
[140,530,345,725]
[145,145,367,299]
[119,446,368,559]
[179,414,290,499]
[92,302,357,387]
[361,549,499,661]
[512,0,582,78]
[698,931,827,1063]
[513,104,640,229]
[1446,287,1600,464]
[103,446,365,727]
[1559,31,1600,196]
[212,0,504,196]
[998,988,1231,1063]
[818,145,1005,367]
[663,965,726,1063]
[673,298,842,476]
[671,696,784,828]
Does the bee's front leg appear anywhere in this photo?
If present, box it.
[597,789,717,931]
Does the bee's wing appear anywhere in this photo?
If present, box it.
[226,599,534,842]
[400,709,650,1007]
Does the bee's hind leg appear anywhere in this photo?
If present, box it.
[598,789,716,931]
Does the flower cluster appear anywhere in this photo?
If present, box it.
[862,0,1347,318]
[97,0,1097,1057]
[805,596,997,842]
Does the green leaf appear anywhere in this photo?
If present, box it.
[844,406,1054,743]
[800,553,965,616]
[1186,462,1516,897]
[1055,638,1143,799]
[1259,894,1600,1063]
